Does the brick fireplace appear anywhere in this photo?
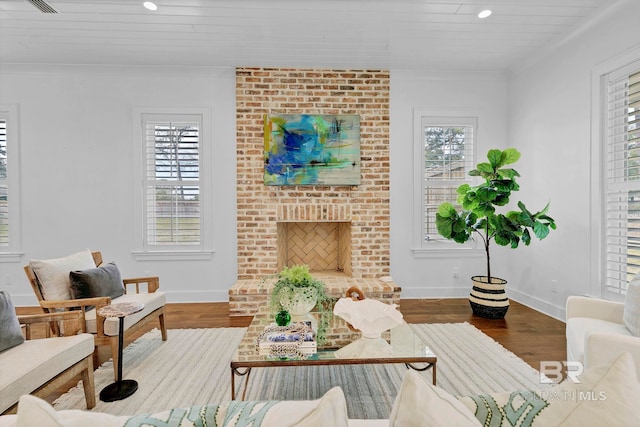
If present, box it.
[229,67,400,316]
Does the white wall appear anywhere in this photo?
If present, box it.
[506,0,640,319]
[3,0,637,315]
[389,70,510,299]
[390,0,640,321]
[0,65,237,305]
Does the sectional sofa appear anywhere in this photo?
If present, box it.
[1,352,639,427]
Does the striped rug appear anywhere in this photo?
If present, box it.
[53,323,550,419]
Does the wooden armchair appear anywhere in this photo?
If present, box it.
[24,250,167,380]
[1,311,95,414]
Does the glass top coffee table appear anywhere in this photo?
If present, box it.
[230,305,437,400]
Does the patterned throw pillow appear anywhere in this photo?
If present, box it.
[124,405,224,426]
[458,352,640,426]
[460,390,548,426]
[17,387,349,427]
[624,274,640,336]
[213,387,348,427]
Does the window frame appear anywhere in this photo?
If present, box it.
[132,107,214,261]
[596,61,640,300]
[0,104,23,262]
[591,47,640,300]
[411,108,482,257]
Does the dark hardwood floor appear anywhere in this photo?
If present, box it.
[14,298,566,406]
[400,298,567,371]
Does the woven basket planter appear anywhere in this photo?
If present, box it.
[469,276,509,319]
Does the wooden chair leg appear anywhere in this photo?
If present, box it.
[80,357,96,409]
[92,347,100,371]
[159,312,167,341]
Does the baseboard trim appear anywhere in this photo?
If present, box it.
[400,286,470,299]
[162,290,229,303]
[11,284,566,321]
[508,289,566,322]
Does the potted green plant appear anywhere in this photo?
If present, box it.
[435,148,556,319]
[268,264,334,342]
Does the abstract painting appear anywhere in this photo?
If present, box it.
[264,114,360,186]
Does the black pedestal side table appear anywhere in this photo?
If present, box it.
[98,301,144,402]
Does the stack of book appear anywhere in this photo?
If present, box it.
[258,323,317,357]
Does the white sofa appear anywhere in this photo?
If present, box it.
[0,388,388,427]
[2,352,640,427]
[566,295,640,380]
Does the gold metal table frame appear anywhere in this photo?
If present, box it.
[230,307,437,400]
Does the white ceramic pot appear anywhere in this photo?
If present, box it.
[279,286,318,329]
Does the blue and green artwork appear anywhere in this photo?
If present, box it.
[264,114,360,186]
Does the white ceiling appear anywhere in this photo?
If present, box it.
[0,0,621,72]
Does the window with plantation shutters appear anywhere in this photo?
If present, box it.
[412,109,479,252]
[0,105,22,260]
[0,118,7,246]
[141,113,203,249]
[604,64,640,297]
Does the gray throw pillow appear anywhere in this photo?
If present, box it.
[69,262,125,309]
[0,290,25,352]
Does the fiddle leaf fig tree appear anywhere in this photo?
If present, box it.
[435,148,556,281]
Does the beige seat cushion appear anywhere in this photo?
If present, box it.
[566,317,632,363]
[0,333,94,414]
[84,292,166,336]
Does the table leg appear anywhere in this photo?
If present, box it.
[99,315,138,402]
[231,368,235,400]
[231,367,252,401]
[405,361,436,386]
[432,362,437,385]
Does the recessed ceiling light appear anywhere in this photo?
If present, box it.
[143,2,158,11]
[478,9,492,19]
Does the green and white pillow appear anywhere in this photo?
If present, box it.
[16,386,349,427]
[132,387,349,427]
[458,352,640,426]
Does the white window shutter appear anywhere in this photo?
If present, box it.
[604,68,640,296]
[422,117,476,242]
[0,119,7,246]
[142,114,202,248]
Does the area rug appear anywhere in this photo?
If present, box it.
[53,323,549,419]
